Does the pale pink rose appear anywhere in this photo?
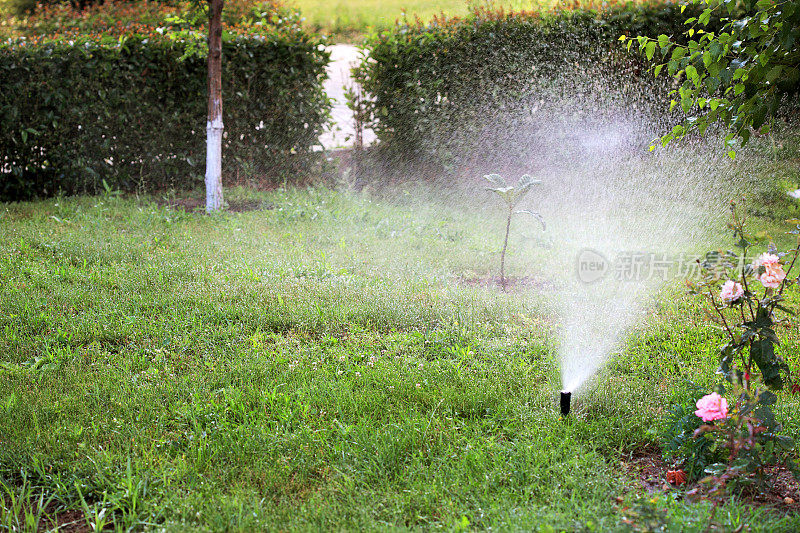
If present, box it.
[695,392,728,422]
[756,253,780,267]
[759,261,786,289]
[719,280,744,303]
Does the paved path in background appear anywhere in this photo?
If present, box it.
[319,44,376,150]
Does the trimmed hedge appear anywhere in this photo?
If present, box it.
[5,0,176,17]
[353,2,731,175]
[0,32,330,201]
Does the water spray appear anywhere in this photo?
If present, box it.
[560,390,571,416]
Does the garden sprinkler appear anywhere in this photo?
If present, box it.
[560,391,571,416]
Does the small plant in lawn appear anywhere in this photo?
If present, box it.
[483,173,545,289]
[664,200,800,495]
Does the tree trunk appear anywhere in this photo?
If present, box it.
[205,0,224,212]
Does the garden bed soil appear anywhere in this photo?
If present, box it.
[46,508,91,533]
[622,446,800,511]
[12,504,91,533]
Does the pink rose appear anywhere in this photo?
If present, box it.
[754,253,786,289]
[755,253,780,267]
[695,392,728,422]
[719,280,744,303]
[760,265,786,288]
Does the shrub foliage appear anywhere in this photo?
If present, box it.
[631,0,800,152]
[0,31,330,201]
[353,3,729,175]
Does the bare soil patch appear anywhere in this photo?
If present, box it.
[621,446,800,511]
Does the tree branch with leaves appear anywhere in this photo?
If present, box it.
[623,0,799,156]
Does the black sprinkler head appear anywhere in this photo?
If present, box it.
[560,391,571,416]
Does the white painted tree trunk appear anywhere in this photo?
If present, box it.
[205,115,223,212]
[205,0,224,213]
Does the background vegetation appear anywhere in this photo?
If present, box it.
[0,0,680,42]
[353,2,731,177]
[0,21,330,201]
[226,0,700,40]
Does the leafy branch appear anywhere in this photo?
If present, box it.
[623,0,800,156]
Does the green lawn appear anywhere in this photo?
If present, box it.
[290,0,469,37]
[3,137,800,530]
[288,0,599,40]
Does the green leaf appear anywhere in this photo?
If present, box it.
[483,174,508,189]
[516,174,542,191]
[699,8,712,26]
[750,338,785,389]
[668,59,679,75]
[681,95,692,114]
[646,41,656,61]
[720,342,736,379]
[765,65,783,82]
[758,390,777,406]
[686,65,699,83]
[755,306,773,329]
[515,209,546,230]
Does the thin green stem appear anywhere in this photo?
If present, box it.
[733,207,756,321]
[709,292,735,341]
[500,210,512,291]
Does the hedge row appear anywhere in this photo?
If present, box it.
[0,31,330,201]
[353,2,732,175]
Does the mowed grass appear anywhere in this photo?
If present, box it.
[288,0,648,40]
[2,172,800,530]
[290,0,470,37]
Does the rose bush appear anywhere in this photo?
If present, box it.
[662,200,799,493]
[689,200,798,391]
[688,387,796,498]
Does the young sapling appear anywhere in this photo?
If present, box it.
[484,173,545,289]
